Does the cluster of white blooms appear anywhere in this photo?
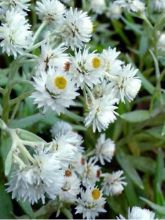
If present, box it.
[0,1,145,219]
[32,43,141,131]
[154,0,165,11]
[6,121,127,219]
[113,0,145,13]
[117,206,156,220]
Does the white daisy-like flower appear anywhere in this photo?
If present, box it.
[109,64,141,102]
[70,48,104,88]
[6,166,46,205]
[84,86,118,132]
[51,121,83,149]
[75,186,106,220]
[154,0,165,11]
[31,68,79,114]
[106,2,122,19]
[0,9,32,58]
[60,8,93,49]
[59,168,80,203]
[37,42,69,72]
[95,134,115,165]
[90,0,106,15]
[36,0,65,24]
[80,157,101,187]
[114,0,145,13]
[102,171,127,196]
[117,206,156,220]
[0,0,30,13]
[101,47,123,75]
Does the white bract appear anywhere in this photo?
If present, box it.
[0,9,32,58]
[154,0,165,11]
[60,8,93,49]
[75,186,106,220]
[95,134,115,165]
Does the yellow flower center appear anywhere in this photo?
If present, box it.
[92,57,101,69]
[54,76,67,90]
[91,188,101,200]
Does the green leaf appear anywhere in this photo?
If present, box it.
[9,112,58,129]
[116,151,144,189]
[18,201,35,219]
[0,183,13,218]
[141,197,165,216]
[138,71,155,95]
[16,128,45,142]
[121,110,150,123]
[5,150,13,176]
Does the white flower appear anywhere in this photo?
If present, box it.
[34,149,64,200]
[6,166,46,204]
[0,0,30,13]
[102,171,127,196]
[117,206,156,220]
[106,2,122,19]
[59,168,80,203]
[95,134,115,165]
[158,32,165,51]
[114,0,145,13]
[0,9,32,58]
[36,0,65,24]
[31,69,78,114]
[90,0,106,15]
[70,48,103,88]
[60,8,93,49]
[101,47,123,75]
[51,121,83,149]
[84,85,118,132]
[154,0,165,11]
[109,64,141,102]
[80,157,101,186]
[37,42,69,71]
[75,186,106,220]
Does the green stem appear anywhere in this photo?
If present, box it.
[32,22,46,44]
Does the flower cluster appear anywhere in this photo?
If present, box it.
[6,121,126,219]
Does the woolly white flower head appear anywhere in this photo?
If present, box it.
[117,206,156,220]
[59,168,80,203]
[80,157,101,186]
[0,9,32,58]
[114,0,145,13]
[60,8,93,49]
[51,121,83,149]
[90,0,106,15]
[38,42,69,71]
[102,171,127,196]
[70,48,103,88]
[154,0,165,11]
[36,0,65,24]
[95,134,115,165]
[75,186,106,220]
[106,2,122,19]
[31,68,78,114]
[109,64,141,102]
[0,0,30,13]
[84,84,118,132]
